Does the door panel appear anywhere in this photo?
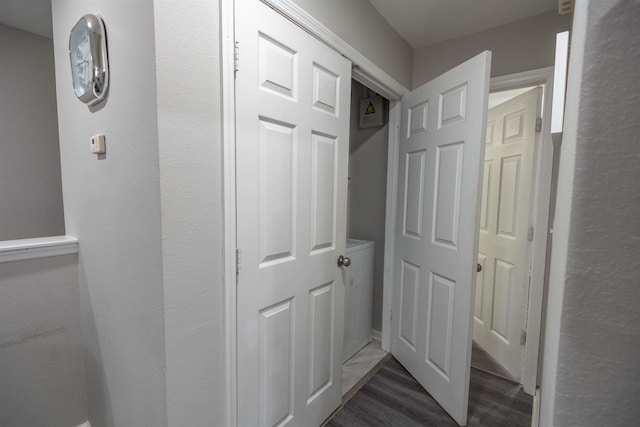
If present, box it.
[473,87,542,380]
[236,1,351,425]
[403,151,426,239]
[391,52,491,426]
[259,299,294,426]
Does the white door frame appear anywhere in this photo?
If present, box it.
[221,0,237,425]
[222,0,554,422]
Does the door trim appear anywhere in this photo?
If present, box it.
[222,0,408,424]
[490,67,555,395]
[381,100,401,352]
[221,0,237,425]
[262,0,409,100]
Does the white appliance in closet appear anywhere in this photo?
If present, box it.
[343,238,375,362]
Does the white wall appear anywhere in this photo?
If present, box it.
[0,255,86,426]
[348,80,388,332]
[153,1,226,425]
[0,23,64,240]
[540,1,640,425]
[412,11,571,88]
[51,2,167,426]
[52,0,228,425]
[291,0,413,89]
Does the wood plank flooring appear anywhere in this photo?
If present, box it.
[325,357,532,427]
[471,341,517,381]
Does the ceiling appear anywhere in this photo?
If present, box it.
[0,0,52,38]
[0,0,558,47]
[369,0,558,49]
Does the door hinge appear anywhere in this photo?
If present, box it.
[520,330,527,345]
[234,41,240,73]
[535,117,543,133]
[527,226,534,241]
[235,248,242,275]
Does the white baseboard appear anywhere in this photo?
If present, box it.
[371,329,382,342]
[531,387,541,427]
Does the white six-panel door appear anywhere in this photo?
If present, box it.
[391,52,491,426]
[235,1,351,426]
[473,87,542,380]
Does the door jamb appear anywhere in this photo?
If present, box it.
[381,99,401,351]
[222,0,408,424]
[221,0,237,425]
[490,67,555,395]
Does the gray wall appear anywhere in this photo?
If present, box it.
[0,23,64,240]
[51,0,227,425]
[0,255,86,427]
[292,0,413,89]
[154,1,226,425]
[51,2,167,426]
[348,80,388,332]
[412,11,571,88]
[540,1,640,425]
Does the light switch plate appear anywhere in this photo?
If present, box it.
[90,134,106,154]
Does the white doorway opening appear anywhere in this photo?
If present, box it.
[471,69,557,397]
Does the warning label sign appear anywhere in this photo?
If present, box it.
[359,96,384,128]
[365,102,376,115]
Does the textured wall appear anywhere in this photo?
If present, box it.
[0,255,86,426]
[291,0,413,88]
[348,80,388,332]
[51,2,167,426]
[153,0,227,425]
[541,1,640,425]
[0,24,64,240]
[412,11,570,88]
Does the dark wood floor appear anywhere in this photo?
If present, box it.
[471,341,516,381]
[326,357,532,427]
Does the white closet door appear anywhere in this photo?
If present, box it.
[235,1,351,425]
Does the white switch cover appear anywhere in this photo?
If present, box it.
[90,134,106,154]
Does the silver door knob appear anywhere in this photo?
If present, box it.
[337,255,351,267]
[477,263,482,272]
